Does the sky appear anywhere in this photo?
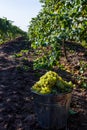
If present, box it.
[0,0,42,31]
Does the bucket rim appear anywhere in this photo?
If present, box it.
[31,88,72,97]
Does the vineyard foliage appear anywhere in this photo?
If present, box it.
[28,0,87,69]
[0,17,27,44]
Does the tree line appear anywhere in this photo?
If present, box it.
[0,17,26,43]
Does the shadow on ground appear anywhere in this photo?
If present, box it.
[0,37,31,55]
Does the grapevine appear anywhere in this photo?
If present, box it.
[28,0,87,69]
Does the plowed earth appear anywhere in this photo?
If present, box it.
[0,38,87,130]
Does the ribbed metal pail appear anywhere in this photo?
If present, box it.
[32,91,72,129]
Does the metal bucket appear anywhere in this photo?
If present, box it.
[32,91,72,129]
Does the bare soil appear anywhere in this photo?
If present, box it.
[0,38,87,130]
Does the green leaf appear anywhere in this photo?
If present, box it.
[69,109,78,115]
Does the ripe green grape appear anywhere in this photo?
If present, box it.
[31,71,74,94]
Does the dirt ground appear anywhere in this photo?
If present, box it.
[0,38,87,130]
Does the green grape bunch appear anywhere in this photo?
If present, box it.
[31,71,75,94]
